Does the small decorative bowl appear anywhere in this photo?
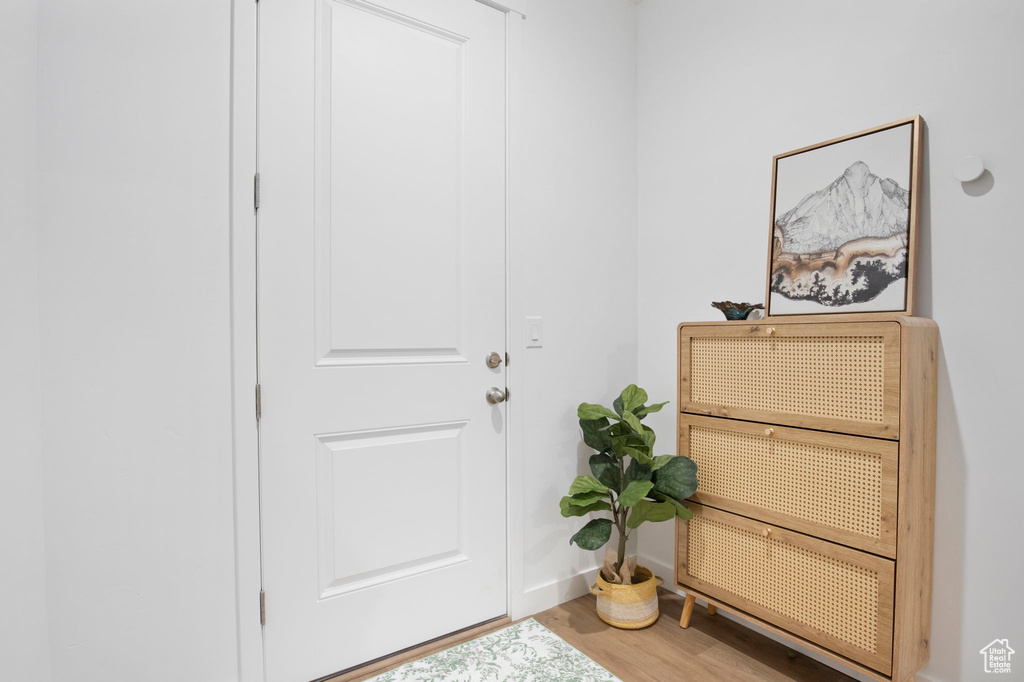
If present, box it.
[711,301,765,321]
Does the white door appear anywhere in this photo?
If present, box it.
[258,0,508,679]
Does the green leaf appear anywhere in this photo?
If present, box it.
[569,475,609,496]
[620,410,644,434]
[617,480,654,507]
[623,447,653,467]
[589,453,622,491]
[634,401,669,418]
[608,422,631,437]
[651,455,675,471]
[626,433,652,453]
[644,501,677,523]
[652,456,699,500]
[569,518,613,550]
[610,434,649,460]
[652,492,695,520]
[608,436,629,458]
[619,385,648,413]
[626,500,676,528]
[580,418,612,452]
[564,491,609,506]
[625,459,653,484]
[578,403,617,421]
[612,395,625,417]
[560,496,612,518]
[639,425,657,448]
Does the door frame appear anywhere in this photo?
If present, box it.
[229,2,527,679]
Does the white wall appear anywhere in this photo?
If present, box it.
[26,0,1021,678]
[0,2,51,680]
[636,2,1024,681]
[26,0,639,676]
[35,1,239,680]
[510,0,639,617]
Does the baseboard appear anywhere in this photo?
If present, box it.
[514,565,600,620]
[640,555,878,682]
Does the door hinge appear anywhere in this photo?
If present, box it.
[505,387,510,402]
[254,172,260,210]
[505,352,510,366]
[255,384,262,421]
[259,590,266,627]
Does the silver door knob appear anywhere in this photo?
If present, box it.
[486,352,503,368]
[486,387,507,404]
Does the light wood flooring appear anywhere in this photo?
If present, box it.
[333,588,856,681]
[533,589,855,681]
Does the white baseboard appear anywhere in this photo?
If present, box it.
[513,565,601,620]
[640,555,877,682]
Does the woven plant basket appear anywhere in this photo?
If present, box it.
[590,565,664,629]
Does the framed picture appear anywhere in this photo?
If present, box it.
[765,116,922,317]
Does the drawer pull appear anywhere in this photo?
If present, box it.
[764,428,775,436]
[765,327,776,335]
[762,527,773,537]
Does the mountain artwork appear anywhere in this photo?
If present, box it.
[770,160,910,309]
[766,118,920,316]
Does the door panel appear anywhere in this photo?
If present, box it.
[315,0,471,366]
[259,1,507,679]
[315,421,468,599]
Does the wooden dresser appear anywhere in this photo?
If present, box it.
[674,317,937,682]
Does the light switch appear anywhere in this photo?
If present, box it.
[526,316,543,348]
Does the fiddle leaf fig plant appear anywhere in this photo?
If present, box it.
[560,384,698,580]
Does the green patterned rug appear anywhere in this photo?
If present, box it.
[366,618,621,682]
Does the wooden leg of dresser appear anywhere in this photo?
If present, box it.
[680,593,697,628]
[706,604,717,616]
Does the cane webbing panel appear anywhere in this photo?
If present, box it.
[689,336,886,423]
[690,426,883,539]
[687,515,880,655]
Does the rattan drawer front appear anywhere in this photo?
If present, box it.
[681,415,898,557]
[677,503,894,674]
[680,323,900,439]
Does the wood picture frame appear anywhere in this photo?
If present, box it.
[764,116,923,318]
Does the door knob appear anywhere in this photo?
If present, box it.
[486,387,507,405]
[486,352,503,368]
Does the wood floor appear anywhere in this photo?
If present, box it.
[534,589,855,682]
[337,588,856,681]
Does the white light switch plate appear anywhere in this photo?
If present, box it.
[526,316,543,348]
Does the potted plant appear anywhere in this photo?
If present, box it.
[559,384,698,629]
